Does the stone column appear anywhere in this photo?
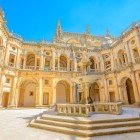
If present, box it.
[124,41,133,63]
[100,55,105,72]
[16,48,20,68]
[67,59,70,71]
[103,75,109,102]
[36,77,43,107]
[8,76,18,108]
[84,82,90,104]
[0,72,5,107]
[58,58,60,71]
[114,74,120,102]
[52,86,56,104]
[135,32,140,56]
[72,82,77,103]
[40,52,44,70]
[73,52,77,72]
[123,86,129,104]
[118,85,124,102]
[23,54,27,69]
[110,53,115,71]
[4,44,10,66]
[131,72,140,104]
[35,55,37,69]
[52,51,55,71]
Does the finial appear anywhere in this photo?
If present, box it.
[54,19,63,42]
[0,7,5,18]
[85,24,90,35]
[106,29,111,37]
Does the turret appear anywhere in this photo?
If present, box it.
[54,20,63,43]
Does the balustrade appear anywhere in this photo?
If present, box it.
[57,102,122,116]
[59,67,67,71]
[25,66,35,70]
[89,69,100,74]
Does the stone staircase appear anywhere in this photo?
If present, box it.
[29,114,140,137]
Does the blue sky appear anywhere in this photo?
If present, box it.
[0,0,140,41]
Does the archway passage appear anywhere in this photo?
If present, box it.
[56,80,70,103]
[89,82,100,103]
[18,80,36,107]
[2,92,9,108]
[125,78,135,104]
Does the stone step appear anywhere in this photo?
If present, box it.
[35,117,140,130]
[29,121,140,137]
[42,114,140,124]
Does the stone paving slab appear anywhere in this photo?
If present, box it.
[0,107,140,140]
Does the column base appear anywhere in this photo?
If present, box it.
[8,105,16,109]
[133,102,140,107]
[35,105,43,108]
[0,105,4,109]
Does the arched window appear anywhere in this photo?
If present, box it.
[118,50,128,66]
[9,53,15,67]
[59,54,67,71]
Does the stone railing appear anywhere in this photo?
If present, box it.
[117,63,128,70]
[25,66,35,70]
[59,67,67,71]
[93,102,122,115]
[88,69,101,75]
[44,66,51,71]
[57,102,122,117]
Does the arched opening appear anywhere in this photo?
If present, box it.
[56,80,70,103]
[2,92,10,108]
[89,56,96,69]
[125,78,135,104]
[109,92,116,102]
[118,50,128,67]
[18,80,36,107]
[26,52,35,68]
[132,48,140,63]
[59,54,67,71]
[9,53,15,67]
[89,82,100,102]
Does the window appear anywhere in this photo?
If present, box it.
[108,80,113,85]
[29,91,34,96]
[45,80,49,85]
[6,78,10,83]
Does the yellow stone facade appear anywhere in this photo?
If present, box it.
[0,9,140,108]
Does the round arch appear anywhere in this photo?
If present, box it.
[56,80,70,103]
[59,54,68,68]
[120,77,135,104]
[26,52,35,66]
[89,82,100,103]
[118,49,128,65]
[18,77,38,107]
[89,56,97,69]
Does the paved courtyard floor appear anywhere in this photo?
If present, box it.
[0,107,140,140]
